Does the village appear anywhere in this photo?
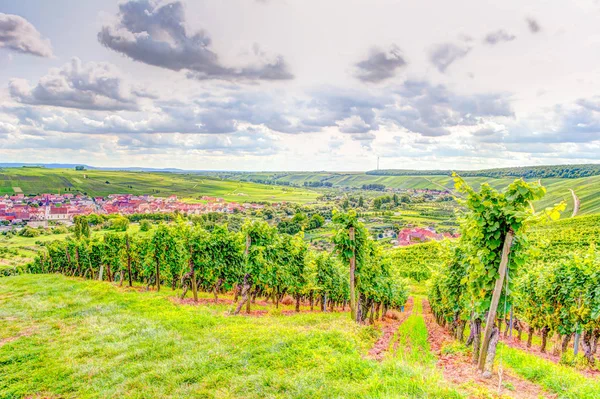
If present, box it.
[0,193,264,228]
[1,192,456,247]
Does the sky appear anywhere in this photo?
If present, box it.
[1,0,600,171]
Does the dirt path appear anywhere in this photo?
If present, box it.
[570,189,580,217]
[422,300,556,399]
[367,297,414,361]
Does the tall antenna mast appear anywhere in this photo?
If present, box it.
[377,156,380,170]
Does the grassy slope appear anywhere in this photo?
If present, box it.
[0,275,462,399]
[0,168,318,203]
[497,345,600,398]
[242,172,600,215]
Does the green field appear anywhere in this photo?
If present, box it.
[0,168,318,203]
[0,275,462,399]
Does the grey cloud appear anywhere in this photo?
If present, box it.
[382,80,513,136]
[576,97,600,112]
[526,18,541,33]
[9,58,142,111]
[354,45,407,83]
[483,30,516,45]
[474,98,600,145]
[4,78,513,145]
[0,13,53,57]
[98,0,293,81]
[428,42,471,73]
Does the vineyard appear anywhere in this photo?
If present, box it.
[3,177,600,398]
[26,214,409,321]
[428,176,600,381]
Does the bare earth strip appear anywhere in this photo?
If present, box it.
[570,189,580,217]
[367,297,414,361]
[422,300,556,399]
[12,187,22,193]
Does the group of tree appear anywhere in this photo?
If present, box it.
[428,175,559,376]
[28,213,408,322]
[277,212,325,234]
[304,181,333,188]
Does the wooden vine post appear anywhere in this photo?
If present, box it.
[155,253,160,292]
[234,234,252,315]
[478,229,514,373]
[126,234,133,287]
[348,226,357,321]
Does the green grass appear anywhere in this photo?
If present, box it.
[0,275,463,399]
[0,168,318,203]
[497,344,600,399]
[392,299,434,365]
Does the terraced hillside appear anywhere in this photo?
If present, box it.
[0,168,318,203]
[232,172,600,215]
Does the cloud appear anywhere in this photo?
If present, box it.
[3,77,514,149]
[0,13,53,57]
[526,18,541,33]
[354,45,407,83]
[381,80,513,136]
[483,30,516,45]
[428,42,471,72]
[472,127,501,137]
[98,0,293,81]
[9,58,144,111]
[116,129,279,155]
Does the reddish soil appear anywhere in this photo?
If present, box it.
[169,296,350,316]
[500,335,600,378]
[0,327,36,347]
[367,297,414,361]
[422,300,556,399]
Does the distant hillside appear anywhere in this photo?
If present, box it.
[367,164,600,179]
[0,163,186,173]
[0,168,318,203]
[217,170,600,216]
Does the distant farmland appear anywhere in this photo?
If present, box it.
[224,171,600,216]
[0,168,319,203]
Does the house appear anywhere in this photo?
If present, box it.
[47,206,71,222]
[397,227,443,246]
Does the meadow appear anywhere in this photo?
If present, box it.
[0,274,460,399]
[0,168,318,203]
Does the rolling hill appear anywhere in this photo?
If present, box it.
[0,168,318,203]
[227,171,600,216]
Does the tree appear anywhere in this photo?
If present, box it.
[373,198,382,210]
[308,214,325,230]
[453,175,552,375]
[109,216,129,231]
[234,221,276,315]
[103,232,124,283]
[139,220,151,232]
[73,215,90,240]
[150,224,184,292]
[332,209,369,322]
[206,225,244,302]
[358,196,365,208]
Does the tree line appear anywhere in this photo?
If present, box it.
[368,164,600,179]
